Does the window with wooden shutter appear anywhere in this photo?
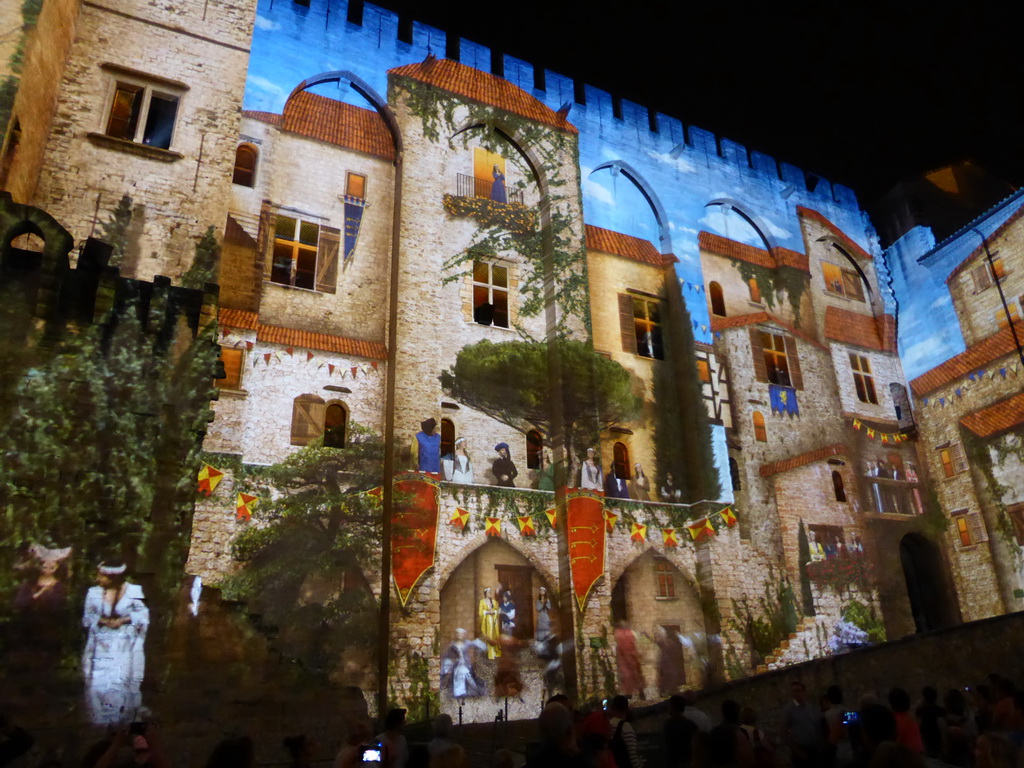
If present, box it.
[967,511,989,544]
[316,225,341,294]
[842,270,866,301]
[972,264,994,293]
[749,329,768,383]
[215,347,243,390]
[1006,503,1024,546]
[953,513,972,547]
[257,200,276,279]
[784,335,803,389]
[618,293,638,354]
[291,394,326,446]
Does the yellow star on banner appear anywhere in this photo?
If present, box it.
[630,522,647,542]
[545,508,557,528]
[449,508,469,529]
[719,507,737,527]
[516,516,537,536]
[687,517,716,542]
[485,517,501,537]
[662,528,679,548]
[236,492,257,521]
[197,463,224,497]
[605,510,618,534]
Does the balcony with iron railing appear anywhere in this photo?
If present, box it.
[455,173,525,205]
[443,174,535,233]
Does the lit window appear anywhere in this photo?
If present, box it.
[752,411,767,442]
[272,216,320,290]
[631,296,663,360]
[472,261,509,328]
[697,359,711,383]
[655,559,675,598]
[709,281,726,316]
[232,144,257,187]
[937,442,968,478]
[996,304,1021,330]
[748,278,761,304]
[822,262,866,301]
[105,80,180,150]
[761,332,791,386]
[850,354,879,404]
[951,509,988,548]
[526,430,543,469]
[215,347,243,390]
[346,171,366,199]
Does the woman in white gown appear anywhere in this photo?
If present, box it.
[81,562,149,725]
[450,438,473,484]
[440,628,487,699]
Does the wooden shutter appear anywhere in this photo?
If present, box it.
[843,270,865,301]
[950,441,969,474]
[972,264,993,293]
[1007,503,1024,545]
[257,200,276,279]
[618,293,638,354]
[967,511,989,544]
[784,335,803,390]
[749,329,768,383]
[316,225,341,294]
[290,395,326,446]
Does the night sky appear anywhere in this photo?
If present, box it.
[369,0,1023,209]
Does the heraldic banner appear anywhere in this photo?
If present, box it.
[391,472,440,606]
[566,488,606,612]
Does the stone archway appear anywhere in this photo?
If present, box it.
[900,533,959,633]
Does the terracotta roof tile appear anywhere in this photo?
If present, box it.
[760,443,847,477]
[796,206,872,261]
[257,322,387,360]
[585,225,671,266]
[242,110,283,127]
[961,391,1024,438]
[388,58,578,134]
[947,203,1024,283]
[710,311,827,351]
[910,320,1024,396]
[277,92,394,160]
[697,231,808,272]
[218,308,258,330]
[823,306,897,352]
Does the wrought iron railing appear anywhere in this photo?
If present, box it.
[455,173,524,205]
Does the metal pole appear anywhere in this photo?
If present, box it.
[971,227,1024,369]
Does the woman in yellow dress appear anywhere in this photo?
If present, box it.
[478,587,500,659]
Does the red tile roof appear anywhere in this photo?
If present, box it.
[258,323,387,360]
[278,92,395,160]
[697,231,808,272]
[219,308,258,330]
[961,391,1024,438]
[710,311,827,351]
[910,320,1024,396]
[824,307,897,352]
[241,110,282,127]
[760,443,847,477]
[585,225,674,266]
[796,206,873,261]
[946,203,1024,283]
[388,58,578,133]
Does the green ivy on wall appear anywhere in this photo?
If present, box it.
[730,258,808,325]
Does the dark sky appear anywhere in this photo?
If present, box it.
[370,0,1023,206]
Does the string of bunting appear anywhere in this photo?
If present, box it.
[851,418,910,444]
[220,329,381,379]
[919,362,1021,408]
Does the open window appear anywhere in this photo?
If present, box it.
[472,260,510,328]
[214,347,244,390]
[440,418,455,459]
[291,394,326,446]
[832,470,847,502]
[260,205,341,293]
[105,76,181,150]
[709,281,726,316]
[822,261,866,301]
[850,353,879,404]
[612,442,631,479]
[750,329,803,389]
[618,293,664,360]
[526,430,543,469]
[324,402,348,448]
[233,144,258,187]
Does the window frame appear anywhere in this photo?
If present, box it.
[822,261,866,302]
[761,332,791,387]
[214,346,244,391]
[630,294,664,360]
[937,441,968,479]
[951,508,988,548]
[850,353,879,405]
[233,143,258,187]
[346,171,367,199]
[103,74,182,150]
[471,259,511,329]
[654,559,676,599]
[323,401,348,448]
[271,215,321,290]
[752,411,767,442]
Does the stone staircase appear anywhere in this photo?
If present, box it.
[756,615,829,674]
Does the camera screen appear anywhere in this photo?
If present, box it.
[361,748,382,763]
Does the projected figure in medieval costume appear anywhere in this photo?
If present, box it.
[614,620,645,698]
[630,463,651,501]
[490,164,507,204]
[807,531,826,563]
[82,561,149,725]
[413,418,441,474]
[579,447,603,491]
[478,587,500,659]
[499,591,516,636]
[538,449,555,491]
[654,625,686,696]
[660,472,681,502]
[445,437,473,484]
[535,587,552,641]
[441,628,487,700]
[12,544,71,668]
[491,443,518,488]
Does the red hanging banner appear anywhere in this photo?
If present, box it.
[390,472,440,607]
[566,489,605,612]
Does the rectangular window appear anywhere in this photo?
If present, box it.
[696,359,711,383]
[655,559,675,598]
[105,80,179,150]
[938,442,968,478]
[346,172,366,199]
[1007,503,1024,546]
[632,296,664,360]
[823,262,865,301]
[971,258,1006,293]
[952,509,988,548]
[996,303,1021,330]
[472,261,509,328]
[850,353,879,404]
[955,514,972,547]
[272,216,319,290]
[761,332,791,386]
[215,347,244,390]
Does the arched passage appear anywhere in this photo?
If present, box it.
[590,160,673,254]
[900,533,958,633]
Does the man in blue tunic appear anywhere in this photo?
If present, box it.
[413,418,442,474]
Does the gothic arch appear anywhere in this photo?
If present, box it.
[821,238,875,301]
[286,71,402,154]
[704,198,781,257]
[606,544,699,592]
[434,527,560,594]
[0,193,74,320]
[590,160,673,255]
[449,120,543,194]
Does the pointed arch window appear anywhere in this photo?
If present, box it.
[832,470,847,502]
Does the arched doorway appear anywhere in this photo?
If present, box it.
[900,533,957,633]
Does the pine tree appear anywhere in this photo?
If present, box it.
[797,519,816,617]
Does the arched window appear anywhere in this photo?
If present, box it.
[526,429,543,469]
[291,394,326,446]
[748,278,761,304]
[890,382,912,425]
[612,442,631,479]
[440,418,455,458]
[832,470,847,502]
[233,143,257,187]
[729,457,741,491]
[752,411,767,442]
[709,281,726,317]
[324,402,348,448]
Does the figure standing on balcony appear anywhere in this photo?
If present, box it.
[490,164,507,204]
[579,447,603,491]
[413,418,441,474]
[492,442,518,487]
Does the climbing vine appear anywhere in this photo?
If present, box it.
[730,259,808,326]
[964,429,1024,566]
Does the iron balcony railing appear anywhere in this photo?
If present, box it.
[455,173,525,205]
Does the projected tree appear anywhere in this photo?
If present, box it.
[439,338,643,477]
[223,427,384,678]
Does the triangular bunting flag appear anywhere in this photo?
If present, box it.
[351,367,358,378]
[516,516,537,536]
[866,428,876,438]
[687,517,716,542]
[604,510,618,534]
[449,508,469,529]
[485,517,501,537]
[545,508,557,528]
[236,492,257,521]
[852,418,862,430]
[263,353,271,364]
[371,361,379,370]
[881,434,890,444]
[630,522,647,542]
[1001,368,1008,378]
[366,486,384,502]
[307,351,315,362]
[328,364,336,375]
[719,507,737,527]
[197,463,224,497]
[662,528,679,548]
[246,341,254,350]
[285,347,294,356]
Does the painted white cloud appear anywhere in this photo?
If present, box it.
[254,15,280,31]
[582,176,615,207]
[929,294,952,309]
[646,149,696,175]
[246,75,288,103]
